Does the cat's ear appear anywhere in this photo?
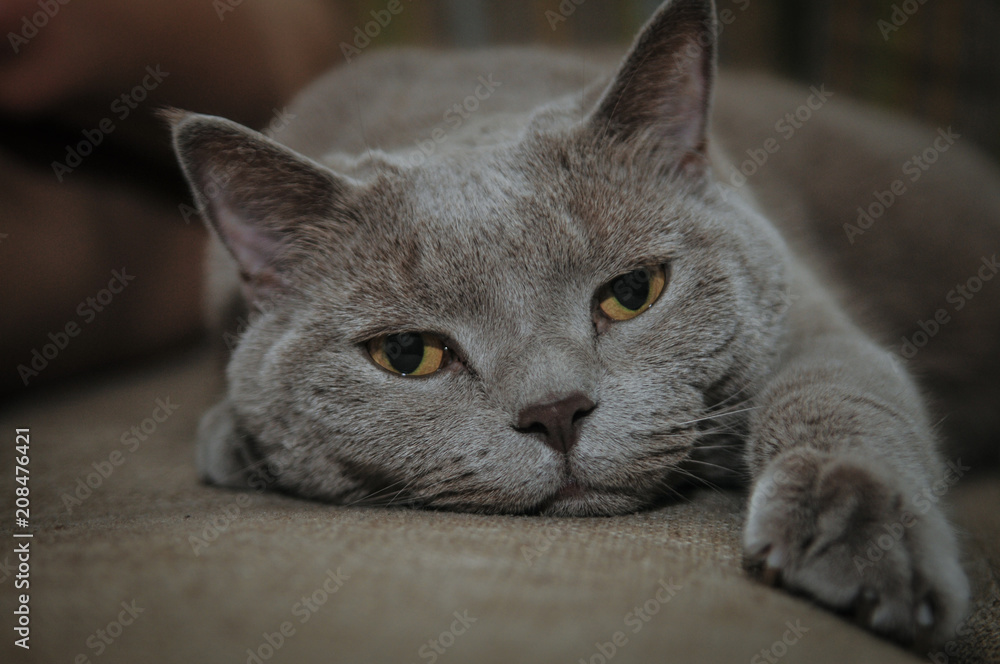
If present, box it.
[169,110,349,301]
[586,0,716,171]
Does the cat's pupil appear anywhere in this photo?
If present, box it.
[385,333,424,374]
[612,270,651,310]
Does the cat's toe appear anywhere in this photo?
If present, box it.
[742,449,969,647]
[742,541,789,587]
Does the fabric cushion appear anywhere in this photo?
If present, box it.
[2,348,997,663]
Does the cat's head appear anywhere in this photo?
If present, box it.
[172,0,789,516]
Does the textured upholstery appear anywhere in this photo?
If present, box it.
[2,348,997,664]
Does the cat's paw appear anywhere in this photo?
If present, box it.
[743,449,969,647]
[196,399,258,488]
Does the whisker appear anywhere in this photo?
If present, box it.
[668,467,729,496]
[383,475,426,507]
[683,457,748,476]
[686,443,741,452]
[695,423,745,436]
[406,471,482,504]
[654,479,692,503]
[706,383,757,411]
[345,476,414,506]
[670,405,760,428]
[350,61,378,172]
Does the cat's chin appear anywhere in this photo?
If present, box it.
[535,488,648,517]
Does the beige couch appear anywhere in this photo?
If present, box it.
[2,346,998,664]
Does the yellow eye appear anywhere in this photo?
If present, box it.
[368,332,448,376]
[597,265,667,321]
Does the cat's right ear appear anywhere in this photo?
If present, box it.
[584,0,717,174]
[168,110,350,301]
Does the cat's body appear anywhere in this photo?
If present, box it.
[171,0,1000,650]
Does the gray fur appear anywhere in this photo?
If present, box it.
[170,0,1000,648]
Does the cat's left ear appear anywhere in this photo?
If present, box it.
[168,110,352,301]
[587,0,716,172]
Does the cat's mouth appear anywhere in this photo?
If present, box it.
[533,476,646,517]
[532,476,590,514]
[552,480,585,500]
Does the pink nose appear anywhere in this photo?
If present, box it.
[515,392,596,454]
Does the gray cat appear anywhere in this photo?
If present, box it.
[170,0,1000,649]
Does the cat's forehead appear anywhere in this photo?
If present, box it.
[357,141,694,267]
[395,138,561,224]
[322,147,703,337]
[352,147,582,269]
[342,156,592,317]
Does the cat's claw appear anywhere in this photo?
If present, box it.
[744,543,785,586]
[916,601,934,629]
[742,449,969,648]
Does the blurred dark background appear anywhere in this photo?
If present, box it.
[346,0,1000,160]
[2,0,998,398]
